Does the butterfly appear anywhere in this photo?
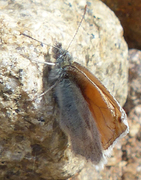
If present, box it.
[48,42,129,166]
[21,5,129,167]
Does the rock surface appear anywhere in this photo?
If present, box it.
[124,49,141,114]
[0,0,128,179]
[101,0,141,49]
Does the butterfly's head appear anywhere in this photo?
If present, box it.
[52,42,73,68]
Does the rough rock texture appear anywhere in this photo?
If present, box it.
[124,49,141,114]
[101,0,141,49]
[0,0,128,179]
[121,105,141,180]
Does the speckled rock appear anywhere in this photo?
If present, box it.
[101,0,141,49]
[0,0,128,179]
[121,105,141,180]
[124,49,141,114]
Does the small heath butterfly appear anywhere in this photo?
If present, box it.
[48,42,129,165]
[22,5,129,167]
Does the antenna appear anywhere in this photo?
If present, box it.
[21,5,87,99]
[20,33,61,51]
[21,5,87,53]
[66,5,87,51]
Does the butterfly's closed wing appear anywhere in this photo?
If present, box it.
[65,62,128,150]
[50,70,104,164]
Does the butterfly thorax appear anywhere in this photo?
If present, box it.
[49,42,73,84]
[52,42,73,67]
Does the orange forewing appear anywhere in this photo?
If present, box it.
[65,62,127,150]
